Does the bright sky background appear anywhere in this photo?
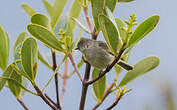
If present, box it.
[0,0,177,110]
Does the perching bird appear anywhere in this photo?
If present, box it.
[75,38,133,71]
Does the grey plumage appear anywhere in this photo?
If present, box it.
[76,38,133,70]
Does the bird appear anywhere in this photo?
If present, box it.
[75,38,133,71]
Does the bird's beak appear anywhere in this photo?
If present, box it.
[75,47,79,50]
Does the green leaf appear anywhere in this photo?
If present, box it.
[72,18,91,33]
[128,15,160,47]
[92,68,106,101]
[21,4,36,16]
[7,65,22,97]
[21,38,38,81]
[42,0,53,17]
[0,76,37,96]
[115,18,127,41]
[14,44,27,77]
[91,0,105,30]
[104,7,122,49]
[51,0,69,29]
[105,0,117,12]
[119,56,160,87]
[31,13,50,28]
[13,32,28,56]
[98,15,121,54]
[68,0,82,32]
[0,65,13,91]
[118,0,135,3]
[0,25,10,71]
[91,0,117,30]
[27,24,63,52]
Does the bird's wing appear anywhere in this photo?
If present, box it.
[96,41,114,55]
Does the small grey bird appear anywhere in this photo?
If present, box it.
[76,38,133,71]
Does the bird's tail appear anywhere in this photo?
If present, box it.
[117,60,133,71]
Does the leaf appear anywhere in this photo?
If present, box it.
[42,0,53,17]
[104,7,117,25]
[21,38,38,81]
[119,56,160,87]
[92,68,106,101]
[91,0,117,30]
[98,15,120,54]
[68,0,82,32]
[72,18,91,33]
[20,77,29,96]
[91,0,105,30]
[128,15,160,47]
[104,7,122,49]
[27,24,63,52]
[7,65,22,97]
[21,4,36,16]
[115,18,127,41]
[118,0,135,3]
[51,0,69,29]
[0,25,10,71]
[14,44,27,77]
[13,32,28,56]
[105,0,117,12]
[0,76,37,96]
[0,65,13,91]
[31,13,50,28]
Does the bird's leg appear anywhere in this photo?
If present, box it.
[82,55,89,63]
[99,70,103,77]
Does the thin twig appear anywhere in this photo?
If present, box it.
[68,54,83,82]
[42,56,67,92]
[44,94,57,107]
[86,46,125,85]
[92,81,115,110]
[17,97,29,110]
[83,7,93,33]
[106,94,123,110]
[52,50,61,109]
[33,85,59,110]
[61,58,69,105]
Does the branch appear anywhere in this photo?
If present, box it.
[106,94,123,110]
[33,85,59,110]
[61,58,69,105]
[17,97,29,110]
[51,50,61,109]
[87,46,125,85]
[68,54,83,82]
[83,7,93,33]
[44,94,57,107]
[79,5,98,110]
[79,63,91,110]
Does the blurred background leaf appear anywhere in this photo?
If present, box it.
[0,25,10,71]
